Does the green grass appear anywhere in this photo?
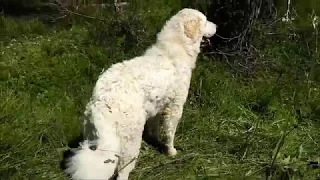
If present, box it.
[1,14,320,180]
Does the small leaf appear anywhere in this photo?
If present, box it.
[245,169,252,176]
[281,155,291,165]
[104,159,116,164]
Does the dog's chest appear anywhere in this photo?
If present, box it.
[143,95,169,118]
[142,86,172,118]
[142,77,190,118]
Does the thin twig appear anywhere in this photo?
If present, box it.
[54,0,105,22]
[269,132,285,170]
[215,33,242,42]
[205,50,237,56]
[109,157,137,180]
[68,146,120,155]
[266,126,296,180]
[65,10,97,20]
[51,14,67,22]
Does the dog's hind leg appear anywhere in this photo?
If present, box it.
[116,134,142,180]
[116,111,145,180]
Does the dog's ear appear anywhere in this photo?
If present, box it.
[183,18,201,42]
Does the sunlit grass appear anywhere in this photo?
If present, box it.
[0,15,319,180]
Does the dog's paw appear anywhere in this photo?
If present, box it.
[167,147,177,156]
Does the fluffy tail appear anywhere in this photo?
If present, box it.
[64,138,120,180]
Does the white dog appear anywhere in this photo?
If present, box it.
[64,8,217,180]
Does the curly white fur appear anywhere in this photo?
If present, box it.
[64,8,217,180]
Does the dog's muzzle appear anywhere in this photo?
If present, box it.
[204,21,217,38]
[201,21,217,47]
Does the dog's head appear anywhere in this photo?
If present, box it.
[155,8,217,59]
[176,8,217,43]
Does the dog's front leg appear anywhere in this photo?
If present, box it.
[163,104,184,156]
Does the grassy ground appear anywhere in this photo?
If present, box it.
[1,12,320,180]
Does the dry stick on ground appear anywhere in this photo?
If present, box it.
[265,126,296,180]
[246,126,296,178]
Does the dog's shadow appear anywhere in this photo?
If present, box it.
[142,115,168,154]
[142,128,167,154]
[60,134,83,171]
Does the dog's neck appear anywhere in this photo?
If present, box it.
[145,39,200,69]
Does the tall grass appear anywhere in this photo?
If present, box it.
[1,2,320,179]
